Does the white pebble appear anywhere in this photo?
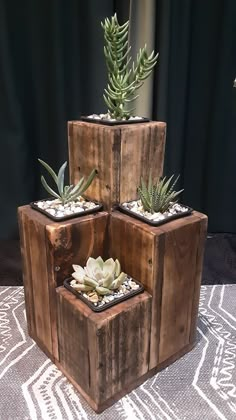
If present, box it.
[55,211,64,217]
[47,209,56,215]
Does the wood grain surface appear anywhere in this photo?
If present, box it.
[68,121,166,209]
[18,205,109,360]
[110,211,208,368]
[57,286,151,408]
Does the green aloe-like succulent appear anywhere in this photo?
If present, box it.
[101,13,158,120]
[71,257,127,296]
[38,159,97,205]
[138,174,184,214]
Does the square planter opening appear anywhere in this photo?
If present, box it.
[31,198,103,221]
[118,201,193,226]
[80,115,150,126]
[64,276,144,312]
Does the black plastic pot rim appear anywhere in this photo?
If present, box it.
[30,198,103,222]
[118,202,193,227]
[80,116,150,126]
[63,277,144,312]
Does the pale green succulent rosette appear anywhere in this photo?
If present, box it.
[71,257,127,296]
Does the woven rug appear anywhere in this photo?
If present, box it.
[0,286,236,420]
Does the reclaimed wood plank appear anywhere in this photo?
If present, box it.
[109,211,207,368]
[18,205,109,360]
[18,207,52,353]
[18,209,36,338]
[189,213,208,342]
[56,287,151,408]
[68,121,166,209]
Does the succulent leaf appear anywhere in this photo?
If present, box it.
[79,168,97,195]
[83,276,99,288]
[95,286,112,295]
[72,265,85,281]
[38,159,58,185]
[40,176,61,199]
[57,161,67,196]
[85,257,99,278]
[111,272,126,289]
[69,177,85,196]
[115,259,121,277]
[72,284,93,292]
[103,258,116,276]
[72,272,85,284]
[38,158,96,204]
[102,273,114,288]
[96,256,104,270]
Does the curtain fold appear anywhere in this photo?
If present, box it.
[1,0,235,237]
[0,0,129,239]
[153,0,236,232]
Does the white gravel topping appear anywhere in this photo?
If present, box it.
[33,196,100,218]
[70,276,141,308]
[121,200,190,223]
[87,113,146,122]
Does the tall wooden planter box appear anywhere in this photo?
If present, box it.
[18,205,109,360]
[56,286,152,413]
[109,210,208,369]
[68,120,166,210]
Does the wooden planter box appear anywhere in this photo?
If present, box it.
[56,286,152,413]
[18,205,109,360]
[68,120,166,210]
[109,210,208,369]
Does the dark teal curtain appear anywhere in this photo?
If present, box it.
[1,0,236,238]
[154,0,236,232]
[0,0,129,239]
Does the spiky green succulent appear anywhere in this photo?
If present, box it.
[138,174,184,214]
[71,257,127,296]
[101,13,158,120]
[38,159,97,205]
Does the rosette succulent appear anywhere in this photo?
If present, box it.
[71,257,127,295]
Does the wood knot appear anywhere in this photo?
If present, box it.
[148,258,152,266]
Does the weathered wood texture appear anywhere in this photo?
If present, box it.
[18,205,109,359]
[68,120,166,210]
[109,211,208,368]
[56,287,152,412]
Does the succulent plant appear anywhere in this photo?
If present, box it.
[71,257,127,296]
[38,159,97,205]
[138,174,184,214]
[101,13,158,120]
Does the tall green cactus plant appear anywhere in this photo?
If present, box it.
[101,13,158,120]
